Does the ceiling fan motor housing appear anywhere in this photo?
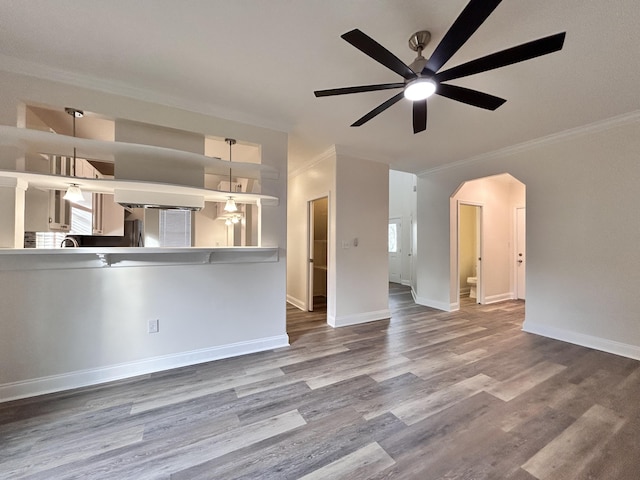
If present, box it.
[408,30,431,52]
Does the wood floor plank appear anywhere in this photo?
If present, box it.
[485,360,567,401]
[173,408,403,480]
[391,373,499,425]
[297,441,395,480]
[2,424,145,479]
[521,404,626,480]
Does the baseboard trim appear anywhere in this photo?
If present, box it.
[328,309,391,328]
[522,322,640,361]
[483,292,514,304]
[412,291,454,312]
[0,335,290,403]
[286,294,306,311]
[401,279,412,287]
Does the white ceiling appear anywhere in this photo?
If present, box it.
[1,0,639,174]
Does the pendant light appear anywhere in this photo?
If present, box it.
[63,183,83,202]
[223,138,238,213]
[63,107,84,203]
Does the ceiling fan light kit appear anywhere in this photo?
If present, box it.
[404,77,437,101]
[314,0,566,134]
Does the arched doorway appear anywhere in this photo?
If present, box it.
[451,173,526,309]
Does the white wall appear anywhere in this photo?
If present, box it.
[0,70,288,401]
[194,203,228,247]
[389,170,417,287]
[415,114,640,359]
[287,147,390,327]
[333,154,390,326]
[1,261,284,391]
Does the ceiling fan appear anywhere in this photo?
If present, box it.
[314,0,566,133]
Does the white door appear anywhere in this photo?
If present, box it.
[516,207,526,299]
[308,197,328,311]
[458,203,483,303]
[308,200,315,311]
[475,206,483,303]
[388,218,402,283]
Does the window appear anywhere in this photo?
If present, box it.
[159,210,192,247]
[35,232,67,248]
[70,205,92,235]
[388,223,398,253]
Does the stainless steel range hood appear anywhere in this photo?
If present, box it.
[114,189,204,211]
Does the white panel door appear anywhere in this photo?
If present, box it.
[388,218,402,283]
[516,207,526,299]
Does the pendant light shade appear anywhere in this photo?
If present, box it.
[64,184,83,202]
[224,196,237,213]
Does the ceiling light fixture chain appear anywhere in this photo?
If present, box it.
[63,107,84,203]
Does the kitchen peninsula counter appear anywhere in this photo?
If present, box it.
[0,246,279,270]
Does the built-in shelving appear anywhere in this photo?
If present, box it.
[0,125,281,206]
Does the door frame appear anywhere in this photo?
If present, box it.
[514,206,526,300]
[457,201,484,304]
[307,195,329,312]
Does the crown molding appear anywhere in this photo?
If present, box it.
[417,110,640,177]
[0,54,292,134]
[288,145,337,178]
[333,144,393,166]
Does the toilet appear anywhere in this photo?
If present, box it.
[467,277,477,299]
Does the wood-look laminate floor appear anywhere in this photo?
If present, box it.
[2,284,640,479]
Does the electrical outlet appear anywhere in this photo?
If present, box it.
[148,319,159,334]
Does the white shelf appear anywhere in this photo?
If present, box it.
[0,169,278,206]
[0,247,279,270]
[0,125,279,180]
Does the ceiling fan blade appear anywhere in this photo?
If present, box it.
[351,92,405,127]
[314,82,405,97]
[436,32,566,82]
[437,83,506,110]
[342,29,417,80]
[425,0,502,74]
[413,100,427,133]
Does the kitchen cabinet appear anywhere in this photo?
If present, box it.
[24,154,72,232]
[93,193,124,236]
[75,159,124,235]
[24,156,123,235]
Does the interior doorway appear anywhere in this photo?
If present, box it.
[458,203,483,303]
[388,217,402,283]
[308,196,328,312]
[451,173,526,310]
